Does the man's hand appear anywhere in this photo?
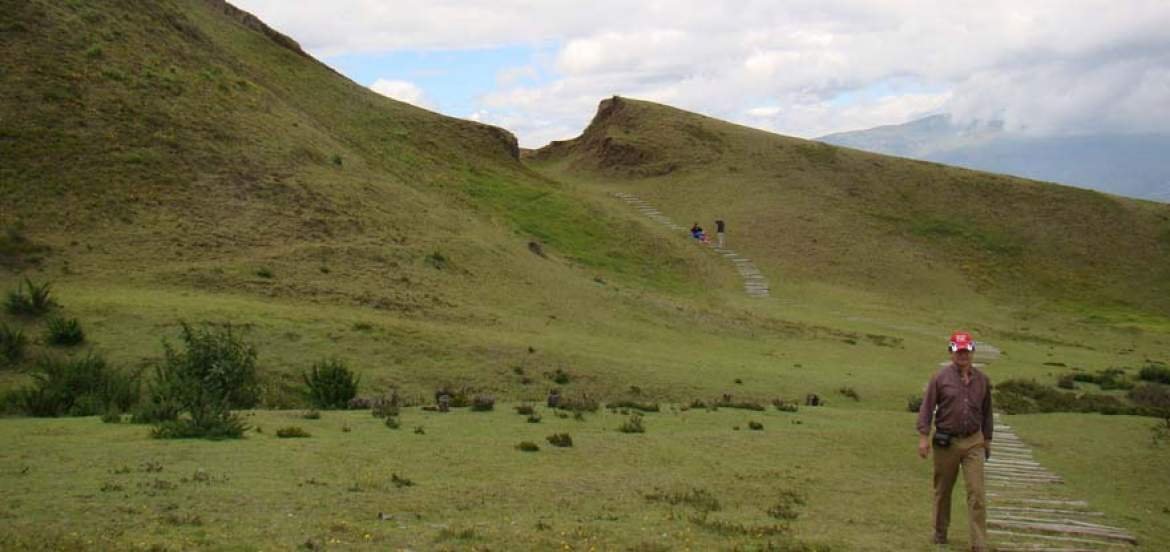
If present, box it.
[918,434,931,459]
[984,440,992,460]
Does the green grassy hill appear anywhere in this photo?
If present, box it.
[0,0,747,400]
[530,96,1170,316]
[2,4,1169,551]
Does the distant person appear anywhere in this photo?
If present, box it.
[690,223,704,241]
[916,332,992,551]
[714,219,725,248]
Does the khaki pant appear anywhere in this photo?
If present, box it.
[933,431,987,550]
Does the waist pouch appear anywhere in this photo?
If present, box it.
[932,431,953,448]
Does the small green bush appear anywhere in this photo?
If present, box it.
[302,409,321,419]
[906,395,923,413]
[276,426,310,438]
[255,267,274,279]
[45,316,85,346]
[618,413,645,433]
[303,358,359,409]
[471,395,495,411]
[546,433,573,447]
[748,421,764,430]
[515,441,540,452]
[1139,364,1170,385]
[5,278,55,316]
[426,251,447,270]
[526,413,542,423]
[16,354,140,417]
[546,368,571,384]
[149,323,258,439]
[1056,374,1077,389]
[714,398,766,411]
[0,323,26,366]
[1129,383,1170,414]
[384,416,400,429]
[556,394,599,413]
[773,399,800,413]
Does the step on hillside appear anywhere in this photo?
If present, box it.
[613,192,770,298]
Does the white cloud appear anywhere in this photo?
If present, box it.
[369,79,432,108]
[233,1,1170,147]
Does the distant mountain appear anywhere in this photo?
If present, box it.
[818,115,1170,202]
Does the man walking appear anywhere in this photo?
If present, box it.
[917,332,993,551]
[714,218,726,249]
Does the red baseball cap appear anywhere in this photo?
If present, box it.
[948,332,975,352]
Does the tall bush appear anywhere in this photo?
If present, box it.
[150,323,259,439]
[303,358,359,409]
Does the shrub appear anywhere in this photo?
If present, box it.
[384,416,401,429]
[0,323,26,366]
[149,323,259,439]
[1072,368,1132,390]
[45,316,85,346]
[514,404,535,415]
[433,386,471,408]
[906,395,923,413]
[838,387,861,401]
[773,399,799,413]
[714,398,766,411]
[996,378,1149,416]
[607,400,660,412]
[1056,374,1077,389]
[5,278,55,316]
[545,368,571,384]
[546,433,573,447]
[16,354,140,416]
[301,409,321,419]
[1129,383,1170,414]
[1139,364,1170,385]
[471,395,495,411]
[556,394,599,413]
[255,267,274,279]
[619,413,645,433]
[276,426,310,438]
[515,441,540,452]
[303,358,360,409]
[748,421,764,430]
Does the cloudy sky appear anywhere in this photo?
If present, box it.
[233,1,1170,148]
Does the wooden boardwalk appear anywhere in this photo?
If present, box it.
[612,191,770,297]
[986,415,1137,551]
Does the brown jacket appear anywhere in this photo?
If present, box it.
[917,363,993,441]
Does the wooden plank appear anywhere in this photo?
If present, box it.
[990,507,1104,517]
[989,520,1137,544]
[989,528,1126,546]
[989,497,1090,507]
[991,515,1128,532]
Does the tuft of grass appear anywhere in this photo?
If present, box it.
[618,413,645,433]
[301,409,321,419]
[5,278,55,316]
[303,358,359,409]
[766,490,807,520]
[45,316,85,346]
[255,267,274,279]
[471,395,495,411]
[515,441,539,452]
[0,323,27,366]
[748,420,764,431]
[837,387,860,401]
[425,250,447,270]
[391,473,414,487]
[384,416,401,429]
[275,426,310,438]
[906,395,923,413]
[16,354,140,417]
[545,433,573,447]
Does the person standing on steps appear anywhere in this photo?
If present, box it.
[714,218,725,249]
[916,331,992,551]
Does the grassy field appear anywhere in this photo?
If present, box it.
[2,1,1170,550]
